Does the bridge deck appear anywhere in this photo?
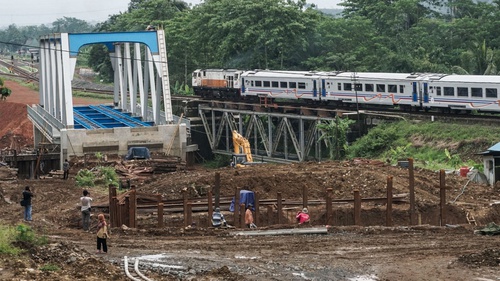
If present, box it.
[73,105,154,129]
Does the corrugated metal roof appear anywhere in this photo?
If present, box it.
[488,142,500,152]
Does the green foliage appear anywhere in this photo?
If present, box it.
[204,154,231,169]
[15,224,47,246]
[40,264,60,272]
[0,86,11,100]
[98,166,119,187]
[95,152,104,162]
[445,148,463,169]
[348,122,403,158]
[389,143,412,163]
[0,225,21,255]
[76,165,119,187]
[75,169,96,187]
[52,17,94,33]
[3,0,500,95]
[172,81,194,96]
[0,77,11,100]
[72,91,113,101]
[349,120,500,170]
[317,116,355,160]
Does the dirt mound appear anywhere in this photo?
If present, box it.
[0,103,34,149]
[1,240,123,281]
[458,248,500,268]
[0,80,111,150]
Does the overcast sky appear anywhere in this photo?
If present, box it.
[0,0,341,28]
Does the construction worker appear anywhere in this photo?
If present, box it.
[296,207,310,225]
[245,204,255,228]
[63,159,70,180]
[212,207,227,227]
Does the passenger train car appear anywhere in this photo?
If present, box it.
[192,69,500,113]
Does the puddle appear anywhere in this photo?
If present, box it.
[348,275,379,281]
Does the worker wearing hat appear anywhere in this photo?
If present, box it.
[212,207,227,227]
[296,207,310,225]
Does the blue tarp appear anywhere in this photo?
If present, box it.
[229,190,255,212]
[125,147,151,160]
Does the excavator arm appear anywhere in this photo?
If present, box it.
[232,130,253,167]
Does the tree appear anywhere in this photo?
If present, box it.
[317,116,355,160]
[187,0,320,69]
[51,17,94,33]
[0,78,12,101]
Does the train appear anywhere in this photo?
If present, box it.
[192,69,500,113]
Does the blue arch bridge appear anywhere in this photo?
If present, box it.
[27,30,197,170]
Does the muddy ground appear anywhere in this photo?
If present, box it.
[0,81,499,281]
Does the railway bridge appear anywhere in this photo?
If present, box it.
[185,99,400,164]
[26,30,196,171]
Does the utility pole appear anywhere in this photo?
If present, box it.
[352,72,361,137]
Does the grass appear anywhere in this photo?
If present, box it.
[0,223,48,256]
[73,90,113,101]
[348,120,500,170]
[0,225,22,255]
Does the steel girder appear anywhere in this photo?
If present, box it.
[198,104,341,163]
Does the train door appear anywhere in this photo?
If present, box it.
[412,82,418,103]
[321,79,326,99]
[313,80,318,99]
[192,70,201,87]
[423,82,429,103]
[227,75,234,88]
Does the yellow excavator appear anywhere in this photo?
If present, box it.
[231,130,253,168]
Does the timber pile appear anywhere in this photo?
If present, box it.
[115,156,185,180]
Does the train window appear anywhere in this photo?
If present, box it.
[255,81,262,87]
[443,87,454,96]
[251,81,254,87]
[486,88,498,98]
[355,83,362,91]
[272,81,279,88]
[203,71,206,76]
[264,81,270,87]
[338,83,341,90]
[365,84,374,92]
[298,82,306,89]
[388,85,397,93]
[376,84,385,92]
[344,83,352,91]
[457,87,468,97]
[280,82,287,88]
[471,88,482,97]
[399,85,404,93]
[289,82,296,88]
[436,87,441,96]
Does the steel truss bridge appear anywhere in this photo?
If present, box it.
[198,102,367,163]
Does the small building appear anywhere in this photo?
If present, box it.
[479,142,500,186]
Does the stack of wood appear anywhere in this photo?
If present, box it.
[114,190,162,205]
[114,156,185,180]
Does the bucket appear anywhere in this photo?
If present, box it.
[459,167,469,177]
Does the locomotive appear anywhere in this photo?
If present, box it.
[192,69,500,113]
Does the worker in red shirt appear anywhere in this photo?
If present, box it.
[296,207,310,224]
